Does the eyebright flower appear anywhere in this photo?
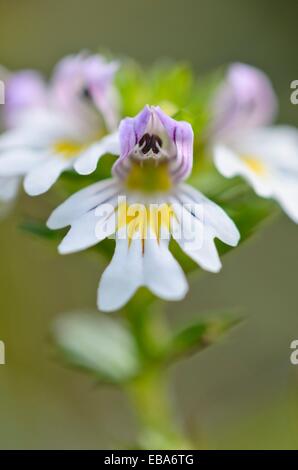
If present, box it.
[0,69,47,206]
[3,69,48,129]
[48,106,240,312]
[211,62,277,139]
[211,63,298,223]
[0,53,120,198]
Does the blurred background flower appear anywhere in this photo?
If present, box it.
[0,53,120,199]
[0,0,298,450]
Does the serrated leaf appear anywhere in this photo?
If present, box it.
[166,314,242,361]
[52,311,141,384]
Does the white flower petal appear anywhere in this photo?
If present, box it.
[24,157,70,196]
[214,126,298,223]
[189,236,222,273]
[179,184,240,246]
[0,149,41,176]
[143,231,188,301]
[232,126,298,168]
[16,108,78,142]
[214,126,298,198]
[0,128,43,150]
[273,179,298,223]
[214,144,243,178]
[172,215,222,272]
[170,198,204,251]
[74,132,120,175]
[98,235,143,312]
[47,178,118,229]
[58,205,116,254]
[0,109,76,150]
[214,144,273,198]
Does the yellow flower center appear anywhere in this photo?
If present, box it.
[117,201,174,246]
[242,155,267,175]
[53,140,87,159]
[125,160,172,193]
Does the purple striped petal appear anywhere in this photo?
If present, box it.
[113,105,193,182]
[51,53,119,130]
[154,106,193,181]
[113,106,151,177]
[212,63,277,139]
[4,70,47,128]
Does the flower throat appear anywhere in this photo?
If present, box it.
[125,159,172,193]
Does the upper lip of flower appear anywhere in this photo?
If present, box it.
[130,107,173,163]
[113,105,194,184]
[211,62,277,141]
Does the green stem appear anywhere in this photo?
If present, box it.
[123,291,192,450]
[127,368,191,450]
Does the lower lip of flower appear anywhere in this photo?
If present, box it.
[124,160,173,193]
[117,200,174,244]
[52,130,104,159]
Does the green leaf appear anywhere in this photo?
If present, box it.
[20,220,60,240]
[116,60,202,119]
[165,313,242,361]
[52,311,141,384]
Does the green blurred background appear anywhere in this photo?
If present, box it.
[0,0,298,449]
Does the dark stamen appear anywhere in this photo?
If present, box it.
[139,133,163,155]
[152,135,162,154]
[81,87,92,100]
[139,133,151,154]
